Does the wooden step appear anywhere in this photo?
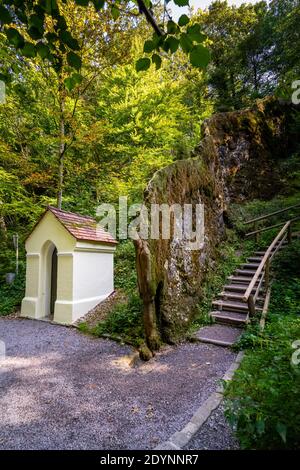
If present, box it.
[218,292,246,301]
[213,299,263,313]
[193,324,243,347]
[224,283,260,293]
[247,257,263,262]
[210,310,248,326]
[254,243,286,257]
[228,275,264,284]
[212,300,249,312]
[228,276,253,284]
[218,292,265,302]
[223,284,248,292]
[254,249,278,255]
[240,263,260,269]
[235,269,261,276]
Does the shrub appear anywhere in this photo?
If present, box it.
[225,316,300,449]
[273,240,300,279]
[0,265,25,315]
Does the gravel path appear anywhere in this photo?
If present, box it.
[184,403,239,450]
[0,318,236,450]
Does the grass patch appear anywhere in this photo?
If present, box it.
[224,240,300,449]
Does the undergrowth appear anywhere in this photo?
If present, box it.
[92,292,144,347]
[0,264,25,315]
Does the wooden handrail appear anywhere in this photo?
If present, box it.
[245,216,300,237]
[243,221,291,302]
[244,202,300,225]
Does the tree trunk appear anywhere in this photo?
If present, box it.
[57,92,65,210]
[134,238,161,351]
[0,216,7,239]
[253,60,259,93]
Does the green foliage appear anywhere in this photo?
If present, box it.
[270,278,300,318]
[194,0,300,110]
[82,57,203,204]
[136,57,151,71]
[225,240,300,449]
[0,13,209,279]
[0,266,25,315]
[225,316,300,449]
[114,241,137,293]
[178,14,189,27]
[273,240,300,280]
[0,1,210,77]
[233,323,262,351]
[190,44,210,68]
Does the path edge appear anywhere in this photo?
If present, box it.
[154,350,244,450]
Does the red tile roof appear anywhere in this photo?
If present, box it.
[48,206,117,245]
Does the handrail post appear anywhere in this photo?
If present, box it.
[265,257,270,290]
[254,221,259,243]
[248,294,256,318]
[243,222,290,314]
[288,223,292,244]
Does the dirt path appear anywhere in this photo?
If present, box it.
[0,318,237,450]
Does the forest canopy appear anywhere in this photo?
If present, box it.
[0,0,300,277]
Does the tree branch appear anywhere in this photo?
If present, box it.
[137,0,164,36]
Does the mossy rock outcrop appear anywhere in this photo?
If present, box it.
[135,97,300,346]
[199,97,300,202]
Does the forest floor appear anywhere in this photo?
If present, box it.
[0,317,237,450]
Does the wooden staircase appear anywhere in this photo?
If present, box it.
[194,252,266,347]
[194,219,298,347]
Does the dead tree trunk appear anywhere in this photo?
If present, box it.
[134,238,161,352]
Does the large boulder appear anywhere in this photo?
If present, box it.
[135,97,300,346]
